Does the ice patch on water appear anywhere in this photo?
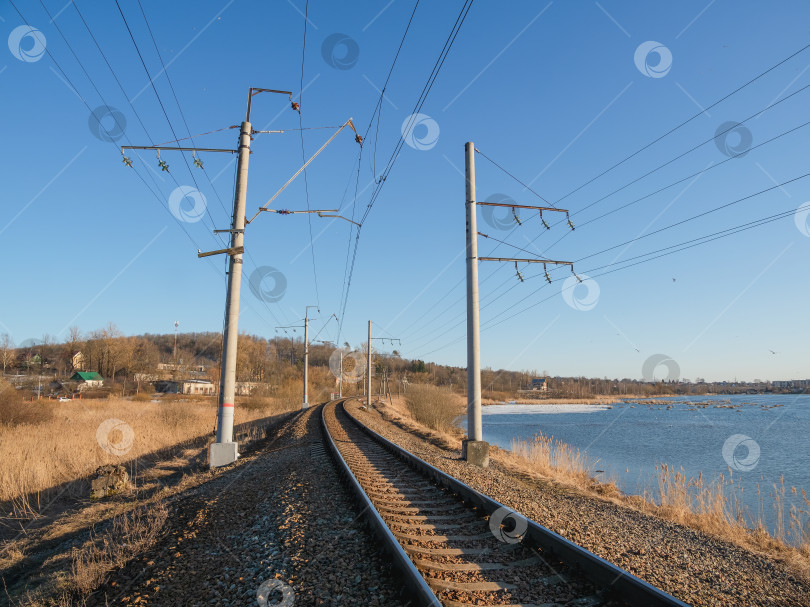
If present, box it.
[482,404,610,415]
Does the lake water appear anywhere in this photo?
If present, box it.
[464,394,810,539]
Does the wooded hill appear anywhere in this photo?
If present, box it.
[1,323,697,399]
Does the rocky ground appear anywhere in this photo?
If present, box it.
[347,400,810,607]
[83,406,406,607]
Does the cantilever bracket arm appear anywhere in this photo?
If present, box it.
[198,246,244,258]
[478,256,573,266]
[121,145,237,154]
[258,208,339,215]
[246,87,295,122]
[317,213,361,226]
[246,118,362,224]
[475,201,568,214]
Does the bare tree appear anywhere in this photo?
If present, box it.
[0,334,14,375]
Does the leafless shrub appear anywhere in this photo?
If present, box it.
[404,384,464,432]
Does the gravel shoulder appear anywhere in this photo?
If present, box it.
[83,406,407,607]
[347,400,810,607]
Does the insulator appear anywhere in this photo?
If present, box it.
[514,261,524,282]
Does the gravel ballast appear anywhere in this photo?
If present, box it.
[86,406,406,607]
[347,400,810,607]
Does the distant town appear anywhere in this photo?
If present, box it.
[1,329,807,400]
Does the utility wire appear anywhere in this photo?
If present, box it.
[337,0,422,341]
[408,172,809,354]
[113,0,223,238]
[551,42,810,208]
[537,82,810,253]
[34,0,284,331]
[403,45,810,358]
[298,0,320,308]
[339,0,475,337]
[35,0,223,245]
[135,0,233,222]
[475,205,804,340]
[481,118,810,269]
[121,0,289,327]
[467,43,810,273]
[474,148,556,207]
[9,1,219,277]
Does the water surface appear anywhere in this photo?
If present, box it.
[464,394,810,537]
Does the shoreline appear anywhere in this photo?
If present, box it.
[481,395,674,406]
[356,398,810,604]
[360,402,810,605]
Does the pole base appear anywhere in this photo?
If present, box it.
[462,439,490,468]
[209,442,239,468]
[302,402,310,409]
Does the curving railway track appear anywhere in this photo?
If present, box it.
[321,399,689,607]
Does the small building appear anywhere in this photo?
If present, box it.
[530,378,548,392]
[70,371,104,389]
[235,381,258,396]
[155,380,182,394]
[182,379,215,395]
[157,363,208,372]
[72,351,85,371]
[155,379,215,395]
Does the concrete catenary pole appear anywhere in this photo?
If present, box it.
[366,320,372,408]
[338,350,344,398]
[210,120,251,468]
[303,312,310,409]
[464,141,488,466]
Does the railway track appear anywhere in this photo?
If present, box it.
[321,399,689,607]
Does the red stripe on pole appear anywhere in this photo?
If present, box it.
[221,403,234,408]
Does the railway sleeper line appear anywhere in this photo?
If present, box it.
[321,400,689,607]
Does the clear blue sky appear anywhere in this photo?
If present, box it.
[2,1,809,382]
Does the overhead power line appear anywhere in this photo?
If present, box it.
[113,0,225,239]
[297,0,320,308]
[458,43,810,274]
[536,83,810,251]
[407,168,809,357]
[134,0,234,222]
[338,0,476,338]
[551,42,810,208]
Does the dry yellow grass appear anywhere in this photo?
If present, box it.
[0,395,294,515]
[509,433,595,485]
[505,436,808,572]
[68,501,169,598]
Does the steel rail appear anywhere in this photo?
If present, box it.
[319,401,441,607]
[337,400,690,607]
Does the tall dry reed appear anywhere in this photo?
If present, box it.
[509,433,594,484]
